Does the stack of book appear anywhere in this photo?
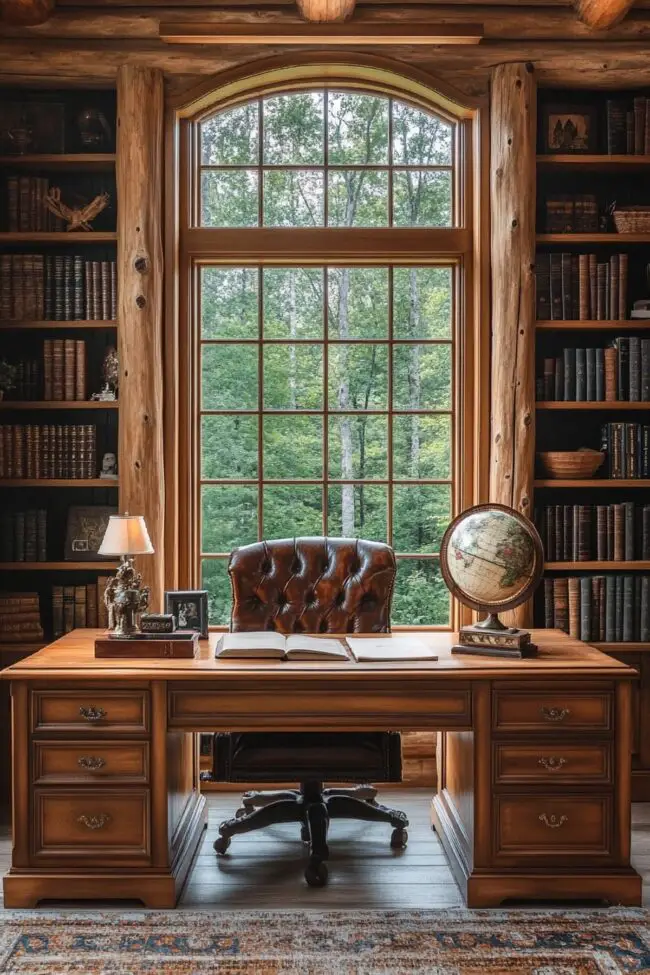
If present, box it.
[0,591,43,644]
[5,175,63,232]
[538,502,650,561]
[544,574,650,642]
[536,253,628,321]
[545,195,599,233]
[606,96,650,154]
[537,337,650,401]
[601,422,650,477]
[6,359,40,401]
[0,510,47,561]
[0,254,117,321]
[42,339,86,401]
[53,578,111,636]
[0,424,97,479]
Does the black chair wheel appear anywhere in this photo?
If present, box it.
[305,859,328,887]
[235,807,247,819]
[390,827,408,850]
[300,825,310,844]
[213,835,231,855]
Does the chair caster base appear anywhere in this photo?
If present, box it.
[213,835,231,855]
[305,858,328,887]
[390,827,408,850]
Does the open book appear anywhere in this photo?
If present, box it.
[346,636,438,662]
[215,631,349,660]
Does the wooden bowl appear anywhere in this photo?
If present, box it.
[538,449,604,479]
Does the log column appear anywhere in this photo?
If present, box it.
[489,62,536,625]
[116,64,165,609]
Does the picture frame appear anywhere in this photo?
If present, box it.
[64,506,117,561]
[164,590,209,639]
[541,103,597,155]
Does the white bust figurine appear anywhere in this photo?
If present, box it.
[100,451,118,480]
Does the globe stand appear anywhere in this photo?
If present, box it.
[453,611,537,659]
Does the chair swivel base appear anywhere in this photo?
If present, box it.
[213,780,408,887]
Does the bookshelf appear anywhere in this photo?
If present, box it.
[535,87,650,799]
[0,85,119,659]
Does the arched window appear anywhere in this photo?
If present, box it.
[173,63,483,629]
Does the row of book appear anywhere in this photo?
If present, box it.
[0,591,43,643]
[544,195,599,234]
[537,339,650,401]
[606,96,650,155]
[4,175,64,233]
[0,254,117,322]
[600,422,650,478]
[536,253,628,322]
[53,580,110,636]
[537,503,650,562]
[0,425,98,479]
[7,360,40,401]
[4,340,95,402]
[543,575,650,643]
[0,510,47,562]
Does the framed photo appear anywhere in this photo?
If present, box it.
[65,506,117,561]
[165,590,209,639]
[542,104,597,154]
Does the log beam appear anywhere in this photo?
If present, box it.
[489,62,536,625]
[116,64,165,610]
[573,0,636,29]
[296,0,355,22]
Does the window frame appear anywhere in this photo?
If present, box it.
[167,56,488,631]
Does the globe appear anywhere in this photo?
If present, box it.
[440,504,543,615]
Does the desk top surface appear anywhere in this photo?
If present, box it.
[0,629,635,682]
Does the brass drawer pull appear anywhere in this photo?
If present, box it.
[79,706,106,722]
[77,756,106,771]
[540,706,571,723]
[538,756,567,771]
[77,813,111,830]
[538,813,568,829]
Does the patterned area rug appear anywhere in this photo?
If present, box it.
[0,908,648,974]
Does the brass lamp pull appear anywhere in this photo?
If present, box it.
[538,756,567,771]
[540,706,571,723]
[77,813,111,830]
[77,756,106,771]
[539,813,567,829]
[79,706,106,722]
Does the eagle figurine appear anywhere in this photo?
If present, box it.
[44,186,109,232]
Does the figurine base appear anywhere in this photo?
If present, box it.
[451,642,538,659]
[458,621,534,653]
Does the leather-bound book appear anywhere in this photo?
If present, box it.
[586,348,596,401]
[32,425,40,480]
[595,348,605,401]
[554,504,563,560]
[18,177,29,232]
[550,253,563,321]
[563,504,573,561]
[629,337,641,402]
[615,575,624,641]
[626,111,635,153]
[12,425,24,479]
[55,425,64,479]
[605,575,616,641]
[0,425,4,478]
[625,502,636,561]
[62,585,75,634]
[641,339,650,401]
[609,255,619,321]
[110,261,117,320]
[3,425,12,478]
[24,425,34,479]
[570,254,579,319]
[52,586,64,638]
[623,575,635,642]
[52,340,64,401]
[53,255,64,321]
[101,261,111,321]
[545,505,555,561]
[6,175,18,232]
[614,504,625,560]
[69,425,78,480]
[580,576,592,642]
[643,425,650,477]
[561,253,572,320]
[568,576,580,638]
[591,575,601,640]
[0,254,11,320]
[626,422,636,479]
[578,254,590,320]
[641,577,650,642]
[14,511,25,561]
[73,255,84,321]
[563,347,576,400]
[24,509,37,561]
[575,347,586,401]
[543,358,555,400]
[63,339,75,402]
[645,98,650,154]
[643,506,650,559]
[84,261,92,320]
[634,97,646,154]
[596,505,608,561]
[572,503,580,561]
[37,508,46,561]
[596,263,607,321]
[554,355,564,401]
[13,255,24,321]
[75,341,86,401]
[44,255,53,321]
[553,576,569,633]
[604,345,617,401]
[92,261,101,321]
[34,255,44,320]
[86,583,98,628]
[616,338,629,400]
[578,505,592,561]
[597,576,606,641]
[74,585,87,627]
[63,256,73,321]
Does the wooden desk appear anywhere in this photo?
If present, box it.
[0,628,642,909]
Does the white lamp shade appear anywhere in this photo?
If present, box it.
[98,514,154,556]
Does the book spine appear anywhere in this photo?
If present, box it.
[578,505,591,561]
[617,338,629,401]
[634,96,646,154]
[623,575,635,641]
[75,340,86,401]
[63,339,75,402]
[595,347,605,402]
[568,577,580,638]
[86,583,98,628]
[619,253,628,320]
[564,505,573,561]
[596,505,607,561]
[580,576,592,642]
[553,576,569,633]
[550,253,563,321]
[578,253,590,320]
[609,255,619,321]
[625,502,635,560]
[586,347,596,402]
[74,585,87,628]
[641,576,650,642]
[641,339,650,401]
[596,263,607,321]
[52,585,64,638]
[563,347,576,401]
[629,336,641,402]
[575,347,587,401]
[561,252,572,321]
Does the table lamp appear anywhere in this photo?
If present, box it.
[98,513,154,638]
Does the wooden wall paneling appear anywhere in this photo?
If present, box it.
[488,61,536,627]
[116,64,165,610]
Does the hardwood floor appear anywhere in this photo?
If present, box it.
[0,789,649,909]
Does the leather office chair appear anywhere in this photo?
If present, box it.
[210,536,409,886]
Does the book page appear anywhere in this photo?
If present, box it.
[346,637,438,662]
[285,635,349,658]
[216,632,286,657]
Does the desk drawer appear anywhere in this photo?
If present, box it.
[493,692,611,733]
[494,742,612,786]
[31,691,149,735]
[33,742,149,785]
[495,796,611,857]
[32,788,150,861]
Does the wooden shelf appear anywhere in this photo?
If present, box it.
[536,320,650,330]
[0,642,44,655]
[592,642,650,652]
[537,234,650,244]
[0,232,117,244]
[537,154,650,170]
[0,401,118,411]
[0,153,115,171]
[0,321,116,331]
[537,401,650,410]
[0,479,118,488]
[545,561,650,570]
[0,561,118,570]
[534,479,649,488]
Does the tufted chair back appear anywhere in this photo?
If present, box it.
[228,537,396,635]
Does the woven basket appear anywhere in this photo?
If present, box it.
[613,207,650,233]
[538,449,604,479]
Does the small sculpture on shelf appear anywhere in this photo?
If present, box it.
[99,452,118,480]
[44,186,109,232]
[76,108,113,151]
[92,347,119,401]
[98,514,154,639]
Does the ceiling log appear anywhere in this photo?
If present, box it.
[296,0,355,21]
[573,0,636,28]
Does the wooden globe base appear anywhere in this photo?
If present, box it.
[452,616,538,659]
